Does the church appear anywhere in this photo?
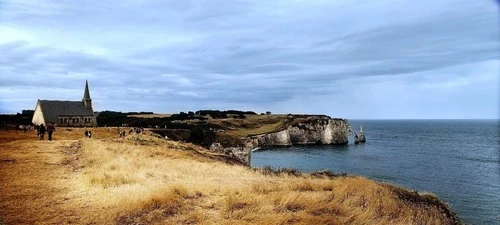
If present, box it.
[32,80,97,127]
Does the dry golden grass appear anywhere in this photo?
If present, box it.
[0,128,461,225]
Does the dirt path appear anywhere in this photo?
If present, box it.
[0,139,91,224]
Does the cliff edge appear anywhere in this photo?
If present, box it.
[209,115,351,165]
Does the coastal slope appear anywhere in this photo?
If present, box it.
[0,128,461,224]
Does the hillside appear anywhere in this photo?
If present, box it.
[0,128,461,224]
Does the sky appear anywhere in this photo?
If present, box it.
[0,0,498,119]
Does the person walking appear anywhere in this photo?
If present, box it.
[38,124,46,140]
[47,123,55,141]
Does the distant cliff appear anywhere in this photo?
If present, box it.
[209,115,351,165]
[249,116,349,146]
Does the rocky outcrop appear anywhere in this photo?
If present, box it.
[210,116,351,166]
[209,142,252,166]
[358,126,366,143]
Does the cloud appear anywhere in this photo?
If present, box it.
[0,0,498,118]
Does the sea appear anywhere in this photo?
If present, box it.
[251,120,499,225]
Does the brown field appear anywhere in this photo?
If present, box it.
[0,128,461,224]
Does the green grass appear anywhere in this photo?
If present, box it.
[228,121,286,137]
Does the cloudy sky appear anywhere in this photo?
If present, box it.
[0,0,498,119]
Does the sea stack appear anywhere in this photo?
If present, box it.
[358,126,366,143]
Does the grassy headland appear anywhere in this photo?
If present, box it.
[0,128,461,224]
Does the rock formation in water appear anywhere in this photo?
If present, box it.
[358,126,366,143]
[354,126,366,144]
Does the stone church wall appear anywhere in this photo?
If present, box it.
[58,115,96,127]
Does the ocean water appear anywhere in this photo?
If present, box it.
[251,120,500,225]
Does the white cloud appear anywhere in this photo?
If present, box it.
[0,26,34,44]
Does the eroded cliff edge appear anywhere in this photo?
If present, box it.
[209,115,351,165]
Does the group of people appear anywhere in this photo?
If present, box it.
[84,130,93,138]
[17,124,32,133]
[118,127,143,137]
[33,124,98,140]
[33,125,165,140]
[36,123,55,141]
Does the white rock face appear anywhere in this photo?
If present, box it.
[280,118,349,145]
[322,122,333,144]
[264,129,292,146]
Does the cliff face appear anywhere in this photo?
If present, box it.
[249,116,350,147]
[287,118,349,145]
[210,116,351,165]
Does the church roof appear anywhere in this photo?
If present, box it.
[38,100,95,123]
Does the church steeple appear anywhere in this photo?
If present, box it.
[82,80,92,109]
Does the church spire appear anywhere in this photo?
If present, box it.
[82,80,92,109]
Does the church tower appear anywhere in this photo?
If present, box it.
[82,80,92,109]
